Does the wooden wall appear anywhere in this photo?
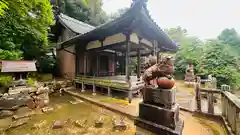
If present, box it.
[56,27,77,79]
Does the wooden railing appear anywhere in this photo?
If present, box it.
[195,80,240,135]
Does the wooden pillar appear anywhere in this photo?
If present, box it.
[122,53,125,75]
[207,92,214,114]
[153,40,157,56]
[125,33,132,103]
[137,47,141,81]
[156,41,160,63]
[92,76,96,95]
[195,78,202,112]
[108,86,111,97]
[96,54,100,76]
[125,35,130,81]
[114,52,117,75]
[84,52,87,76]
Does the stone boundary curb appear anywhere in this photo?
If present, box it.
[63,90,137,120]
[64,90,232,135]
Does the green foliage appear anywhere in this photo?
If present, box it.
[0,0,8,16]
[37,74,53,82]
[37,55,56,73]
[166,27,240,90]
[27,77,36,87]
[108,7,129,21]
[0,0,54,60]
[52,0,108,26]
[0,75,12,86]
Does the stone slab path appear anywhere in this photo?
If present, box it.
[65,89,226,135]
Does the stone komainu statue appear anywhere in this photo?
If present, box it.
[142,56,174,86]
[143,55,157,70]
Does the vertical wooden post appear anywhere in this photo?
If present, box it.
[207,92,214,114]
[195,77,202,112]
[96,54,99,76]
[81,79,85,92]
[125,32,132,103]
[92,76,96,95]
[125,34,130,81]
[84,52,87,76]
[114,52,117,75]
[108,86,111,97]
[137,47,141,81]
[153,40,157,56]
[156,41,160,63]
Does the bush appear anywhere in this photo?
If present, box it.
[0,75,12,93]
[0,75,12,86]
[27,77,36,87]
[37,74,53,82]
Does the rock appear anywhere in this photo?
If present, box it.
[52,119,69,129]
[94,117,104,128]
[36,87,49,95]
[0,117,12,130]
[0,110,14,119]
[2,93,8,98]
[28,88,37,93]
[41,107,54,113]
[27,99,36,109]
[74,120,87,128]
[8,117,29,129]
[0,93,3,97]
[38,93,49,105]
[112,119,127,131]
[66,80,73,87]
[13,107,35,120]
[0,94,31,110]
[69,98,83,105]
[32,120,47,129]
[54,83,62,91]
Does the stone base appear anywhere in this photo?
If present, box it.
[135,117,184,135]
[143,87,176,108]
[139,102,179,129]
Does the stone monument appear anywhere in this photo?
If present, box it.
[184,63,195,82]
[135,56,184,135]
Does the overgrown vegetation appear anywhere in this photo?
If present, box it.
[165,27,240,90]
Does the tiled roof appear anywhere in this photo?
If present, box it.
[0,60,37,72]
[58,13,95,34]
[59,0,178,52]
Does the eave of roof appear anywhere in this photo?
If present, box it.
[59,0,178,52]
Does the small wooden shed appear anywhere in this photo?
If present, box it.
[0,60,37,80]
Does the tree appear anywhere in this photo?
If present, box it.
[218,28,240,47]
[165,27,203,77]
[0,0,7,16]
[198,40,240,88]
[108,7,129,21]
[52,0,109,26]
[0,0,54,60]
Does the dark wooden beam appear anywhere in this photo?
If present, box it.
[63,48,75,55]
[96,54,99,76]
[84,52,87,76]
[137,47,141,81]
[125,34,130,82]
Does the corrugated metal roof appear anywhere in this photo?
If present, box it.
[0,60,37,72]
[58,13,95,34]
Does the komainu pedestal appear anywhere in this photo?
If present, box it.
[135,87,184,135]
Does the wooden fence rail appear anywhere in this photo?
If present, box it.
[195,83,240,135]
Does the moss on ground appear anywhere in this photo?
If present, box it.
[194,116,227,135]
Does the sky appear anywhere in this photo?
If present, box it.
[102,0,240,40]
